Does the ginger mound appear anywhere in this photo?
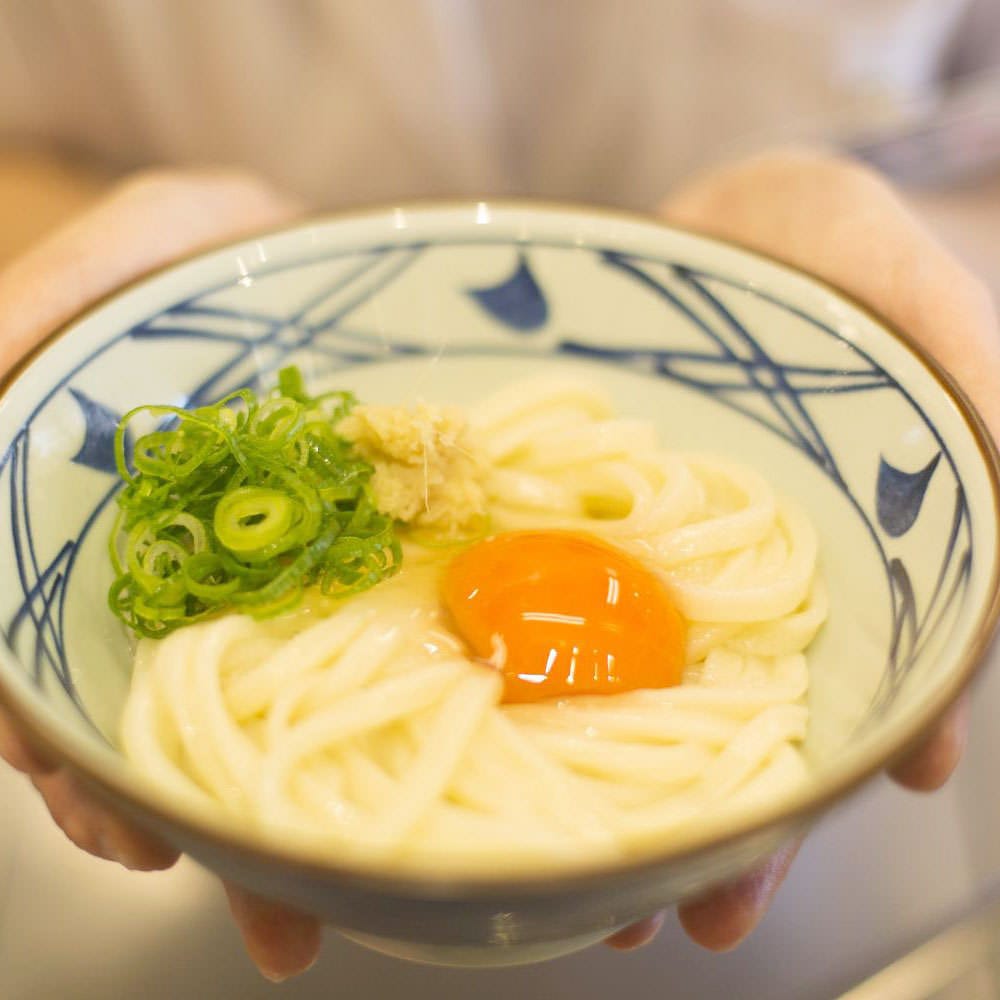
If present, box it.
[337,402,487,533]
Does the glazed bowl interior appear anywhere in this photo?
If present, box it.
[0,203,997,963]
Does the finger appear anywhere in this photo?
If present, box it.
[92,807,181,871]
[224,883,322,983]
[889,692,970,792]
[30,767,179,871]
[0,168,304,374]
[604,911,666,951]
[677,839,802,951]
[0,701,57,775]
[660,148,1000,440]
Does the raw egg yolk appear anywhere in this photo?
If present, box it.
[441,531,685,704]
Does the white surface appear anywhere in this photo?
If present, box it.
[1,656,998,1000]
[4,184,1000,1000]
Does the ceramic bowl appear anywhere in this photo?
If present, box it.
[0,204,997,966]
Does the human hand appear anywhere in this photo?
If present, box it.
[0,170,666,980]
[0,169,322,980]
[0,155,991,977]
[611,147,995,954]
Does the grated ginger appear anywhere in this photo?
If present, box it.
[337,401,488,533]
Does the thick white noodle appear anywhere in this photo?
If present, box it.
[120,377,825,870]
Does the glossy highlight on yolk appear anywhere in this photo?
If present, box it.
[441,531,686,703]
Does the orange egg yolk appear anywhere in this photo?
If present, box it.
[441,531,686,704]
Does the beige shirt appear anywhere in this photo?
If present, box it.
[0,0,989,209]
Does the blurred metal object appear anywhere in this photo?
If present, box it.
[840,889,1000,999]
[845,72,1000,188]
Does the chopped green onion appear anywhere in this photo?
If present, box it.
[214,487,298,556]
[108,366,400,637]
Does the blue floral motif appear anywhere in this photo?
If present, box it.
[876,454,941,537]
[69,388,123,475]
[466,253,548,331]
[867,489,970,720]
[0,234,976,731]
[6,428,77,704]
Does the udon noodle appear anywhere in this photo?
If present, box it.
[120,376,825,870]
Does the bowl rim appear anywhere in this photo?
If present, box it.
[0,197,998,900]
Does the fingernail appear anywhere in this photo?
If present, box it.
[259,951,318,984]
[96,830,126,866]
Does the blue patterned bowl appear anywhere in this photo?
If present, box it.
[0,204,997,966]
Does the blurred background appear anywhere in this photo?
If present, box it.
[3,0,1000,263]
[5,2,1000,997]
